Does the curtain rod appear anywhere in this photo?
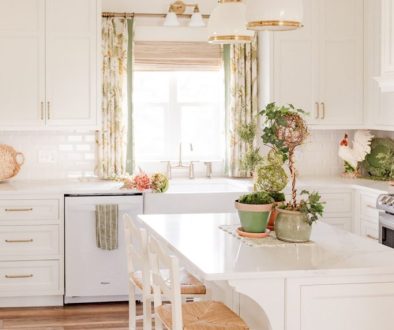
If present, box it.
[102,12,210,19]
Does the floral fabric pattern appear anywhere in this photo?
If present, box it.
[97,17,129,179]
[227,36,259,178]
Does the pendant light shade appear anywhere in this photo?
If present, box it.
[208,0,254,44]
[189,6,205,27]
[246,0,303,31]
[164,11,180,27]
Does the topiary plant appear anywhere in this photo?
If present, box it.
[238,191,275,205]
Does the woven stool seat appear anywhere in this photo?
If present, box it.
[131,269,207,295]
[156,301,249,330]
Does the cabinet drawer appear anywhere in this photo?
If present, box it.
[0,225,59,258]
[0,260,60,296]
[361,220,379,241]
[0,200,59,222]
[320,192,352,216]
[322,218,352,232]
[360,194,380,223]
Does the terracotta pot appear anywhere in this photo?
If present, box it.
[274,209,312,243]
[267,202,284,231]
[235,201,273,233]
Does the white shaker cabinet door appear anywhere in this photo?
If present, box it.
[0,0,45,129]
[45,0,99,128]
[318,0,364,126]
[273,0,320,125]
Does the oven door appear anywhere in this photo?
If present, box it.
[379,213,394,248]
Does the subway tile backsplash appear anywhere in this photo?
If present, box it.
[0,131,97,181]
[0,129,391,181]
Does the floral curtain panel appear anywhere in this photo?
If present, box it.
[97,17,129,179]
[227,36,259,178]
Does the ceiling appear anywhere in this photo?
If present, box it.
[102,0,218,14]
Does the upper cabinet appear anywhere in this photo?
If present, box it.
[0,0,100,130]
[0,0,46,128]
[364,0,394,129]
[271,0,364,128]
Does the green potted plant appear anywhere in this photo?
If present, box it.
[235,191,275,233]
[259,103,325,242]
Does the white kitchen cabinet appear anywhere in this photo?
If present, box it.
[355,190,382,241]
[0,0,45,128]
[272,0,364,128]
[45,0,99,128]
[364,0,394,130]
[0,0,100,130]
[0,195,64,307]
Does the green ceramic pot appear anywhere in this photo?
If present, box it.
[274,209,312,243]
[235,201,273,233]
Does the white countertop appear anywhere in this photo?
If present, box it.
[0,176,391,195]
[138,213,394,280]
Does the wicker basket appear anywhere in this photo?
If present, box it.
[0,144,24,181]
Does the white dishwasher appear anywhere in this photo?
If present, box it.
[64,194,143,304]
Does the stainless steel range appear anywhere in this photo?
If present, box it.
[377,194,394,248]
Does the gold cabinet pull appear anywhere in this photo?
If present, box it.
[366,204,377,210]
[5,274,33,279]
[366,234,379,241]
[315,102,320,119]
[41,102,44,120]
[47,101,51,120]
[4,208,33,212]
[5,239,34,243]
[320,102,326,119]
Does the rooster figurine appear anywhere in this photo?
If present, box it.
[338,130,374,177]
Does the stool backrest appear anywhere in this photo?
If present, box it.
[149,235,183,330]
[123,214,150,294]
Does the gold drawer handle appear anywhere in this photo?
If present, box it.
[366,205,377,210]
[5,274,33,279]
[4,208,33,212]
[366,234,379,241]
[5,239,34,243]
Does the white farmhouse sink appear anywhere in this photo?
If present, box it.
[144,178,252,214]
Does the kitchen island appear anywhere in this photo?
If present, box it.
[138,213,394,330]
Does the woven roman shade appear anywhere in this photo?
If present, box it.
[134,41,223,71]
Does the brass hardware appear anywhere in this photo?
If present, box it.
[366,204,377,210]
[4,208,33,212]
[247,20,303,30]
[320,102,326,119]
[315,102,320,119]
[5,239,34,243]
[208,35,254,43]
[5,274,33,279]
[40,102,44,120]
[366,234,378,241]
[102,11,210,19]
[47,101,51,120]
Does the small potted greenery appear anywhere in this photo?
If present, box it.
[260,103,325,242]
[235,191,275,233]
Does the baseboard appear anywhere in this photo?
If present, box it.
[0,295,63,308]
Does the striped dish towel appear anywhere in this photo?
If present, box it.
[95,204,119,250]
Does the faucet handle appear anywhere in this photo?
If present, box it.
[204,162,213,178]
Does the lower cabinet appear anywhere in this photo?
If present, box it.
[0,195,63,307]
[286,276,394,330]
[356,190,381,241]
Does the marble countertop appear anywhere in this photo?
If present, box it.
[0,176,391,196]
[138,213,394,280]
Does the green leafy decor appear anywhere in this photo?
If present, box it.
[363,138,394,181]
[237,121,263,176]
[238,191,275,205]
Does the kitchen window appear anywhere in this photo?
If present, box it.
[133,42,225,164]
